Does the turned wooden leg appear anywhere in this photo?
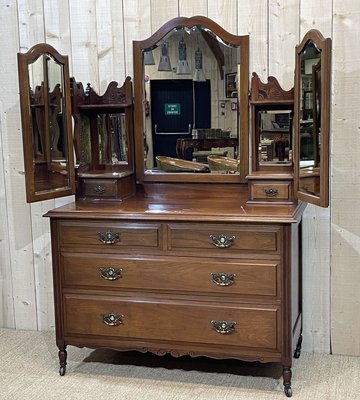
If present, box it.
[294,334,303,359]
[58,347,67,376]
[283,366,292,397]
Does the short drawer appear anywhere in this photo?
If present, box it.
[167,223,280,256]
[64,295,280,350]
[58,221,161,249]
[82,179,118,198]
[61,253,279,297]
[249,181,292,202]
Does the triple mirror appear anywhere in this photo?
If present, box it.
[18,44,75,202]
[294,30,331,207]
[133,16,249,183]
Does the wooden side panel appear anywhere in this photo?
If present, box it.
[331,0,360,356]
[208,0,237,34]
[1,1,37,329]
[150,0,178,32]
[299,0,332,354]
[123,0,151,79]
[238,1,268,81]
[179,0,207,17]
[69,1,99,90]
[268,0,299,90]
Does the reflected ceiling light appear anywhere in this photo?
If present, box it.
[144,50,155,65]
[193,48,206,82]
[176,38,191,74]
[158,42,172,71]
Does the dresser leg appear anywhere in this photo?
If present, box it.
[58,346,67,376]
[282,366,292,397]
[294,334,303,359]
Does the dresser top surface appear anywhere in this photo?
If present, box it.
[45,184,306,223]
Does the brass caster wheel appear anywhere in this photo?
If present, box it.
[59,366,66,376]
[284,386,292,397]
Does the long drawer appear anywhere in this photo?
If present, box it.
[64,294,280,350]
[61,253,279,297]
[167,223,281,256]
[58,221,162,250]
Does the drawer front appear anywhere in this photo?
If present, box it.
[82,179,117,198]
[61,253,279,297]
[64,295,280,350]
[59,221,161,249]
[250,182,291,201]
[167,223,280,256]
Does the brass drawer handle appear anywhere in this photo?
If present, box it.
[264,188,278,197]
[102,313,124,326]
[211,272,236,286]
[210,234,235,248]
[211,320,237,334]
[99,267,122,281]
[93,185,106,194]
[98,231,120,244]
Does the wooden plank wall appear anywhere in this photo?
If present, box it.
[0,0,359,356]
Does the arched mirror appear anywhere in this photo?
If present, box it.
[18,43,75,202]
[294,30,331,207]
[133,16,249,183]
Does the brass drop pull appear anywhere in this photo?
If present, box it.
[98,231,120,244]
[264,188,278,197]
[93,185,106,194]
[211,272,236,286]
[102,313,124,326]
[211,320,237,334]
[99,267,122,281]
[210,234,235,248]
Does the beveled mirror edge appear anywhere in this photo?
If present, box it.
[133,16,249,184]
[17,43,75,203]
[293,30,331,208]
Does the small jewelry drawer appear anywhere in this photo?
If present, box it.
[61,253,279,297]
[63,294,280,350]
[249,181,292,202]
[58,221,162,250]
[167,223,280,257]
[81,179,118,198]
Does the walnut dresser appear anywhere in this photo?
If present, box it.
[45,184,305,397]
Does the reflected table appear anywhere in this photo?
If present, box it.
[176,138,238,159]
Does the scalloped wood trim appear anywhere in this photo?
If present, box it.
[251,72,294,102]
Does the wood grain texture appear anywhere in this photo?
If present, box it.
[269,0,299,90]
[238,0,268,81]
[208,0,237,34]
[331,0,360,356]
[2,0,37,329]
[1,0,357,358]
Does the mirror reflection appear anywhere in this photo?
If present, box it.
[143,26,240,174]
[28,54,70,193]
[257,110,292,166]
[299,40,321,196]
[79,113,128,166]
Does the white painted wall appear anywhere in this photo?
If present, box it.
[0,0,359,356]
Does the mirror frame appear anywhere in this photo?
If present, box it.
[18,43,75,203]
[133,16,249,183]
[294,30,331,207]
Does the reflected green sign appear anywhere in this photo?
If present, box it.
[164,103,181,115]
